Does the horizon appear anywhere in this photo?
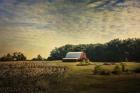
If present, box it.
[0,37,139,59]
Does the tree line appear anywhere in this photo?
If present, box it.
[0,38,139,62]
[0,52,46,61]
[48,38,140,62]
[0,52,27,61]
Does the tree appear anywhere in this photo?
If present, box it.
[0,52,27,61]
[32,54,44,61]
[48,38,140,62]
[12,52,26,61]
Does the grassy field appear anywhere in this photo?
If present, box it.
[0,61,140,93]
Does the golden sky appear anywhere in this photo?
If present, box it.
[0,0,140,59]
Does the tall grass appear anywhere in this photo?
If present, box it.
[0,62,69,93]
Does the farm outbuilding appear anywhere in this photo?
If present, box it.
[62,52,88,62]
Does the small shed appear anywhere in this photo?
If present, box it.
[62,52,88,62]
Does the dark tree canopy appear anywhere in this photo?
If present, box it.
[0,52,26,61]
[48,38,140,62]
[31,54,45,61]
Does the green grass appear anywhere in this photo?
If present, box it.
[0,61,140,93]
[46,61,140,93]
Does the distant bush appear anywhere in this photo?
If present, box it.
[112,65,122,75]
[32,54,45,61]
[100,69,112,75]
[120,62,127,72]
[93,63,140,75]
[93,65,111,75]
[93,65,102,74]
[77,61,91,66]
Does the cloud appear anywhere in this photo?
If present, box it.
[0,0,140,58]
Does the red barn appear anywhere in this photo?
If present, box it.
[62,52,88,62]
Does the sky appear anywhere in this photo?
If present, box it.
[0,0,140,59]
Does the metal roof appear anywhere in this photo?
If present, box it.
[65,52,83,58]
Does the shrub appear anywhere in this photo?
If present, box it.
[76,61,91,66]
[120,62,127,72]
[93,65,102,74]
[93,65,111,75]
[100,69,112,75]
[112,65,122,75]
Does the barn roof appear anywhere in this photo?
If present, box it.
[65,52,83,58]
